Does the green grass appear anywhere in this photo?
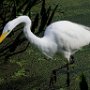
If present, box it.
[0,0,90,90]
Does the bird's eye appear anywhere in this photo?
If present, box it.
[7,30,10,32]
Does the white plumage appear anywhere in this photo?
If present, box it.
[1,16,90,63]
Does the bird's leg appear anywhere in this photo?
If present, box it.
[70,55,75,64]
[66,62,70,87]
[49,63,69,87]
[49,55,75,87]
[66,55,75,87]
[49,70,57,87]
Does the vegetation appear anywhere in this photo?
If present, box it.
[0,0,90,90]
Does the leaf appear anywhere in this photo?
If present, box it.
[31,14,39,33]
[47,4,58,25]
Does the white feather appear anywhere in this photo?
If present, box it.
[2,16,90,62]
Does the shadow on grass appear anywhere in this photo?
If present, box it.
[0,76,48,90]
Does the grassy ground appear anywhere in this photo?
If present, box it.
[0,0,90,90]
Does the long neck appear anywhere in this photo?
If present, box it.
[10,16,57,58]
[11,16,44,47]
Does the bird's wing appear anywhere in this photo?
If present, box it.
[59,22,90,50]
[45,21,90,50]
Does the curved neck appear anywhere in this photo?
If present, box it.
[11,16,44,47]
[11,16,31,29]
[9,16,57,58]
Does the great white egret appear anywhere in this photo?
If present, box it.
[0,16,90,85]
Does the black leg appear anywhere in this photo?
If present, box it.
[49,69,57,87]
[70,55,75,64]
[49,64,68,87]
[52,70,57,82]
[49,56,75,87]
[66,55,75,87]
[66,62,70,87]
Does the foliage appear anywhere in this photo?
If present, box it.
[0,0,57,62]
[79,73,88,90]
[0,0,90,90]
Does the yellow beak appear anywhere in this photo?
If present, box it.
[0,32,8,43]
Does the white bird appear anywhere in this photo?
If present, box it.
[1,15,90,85]
[0,16,90,62]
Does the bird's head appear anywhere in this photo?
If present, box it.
[0,16,31,43]
[0,21,13,43]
